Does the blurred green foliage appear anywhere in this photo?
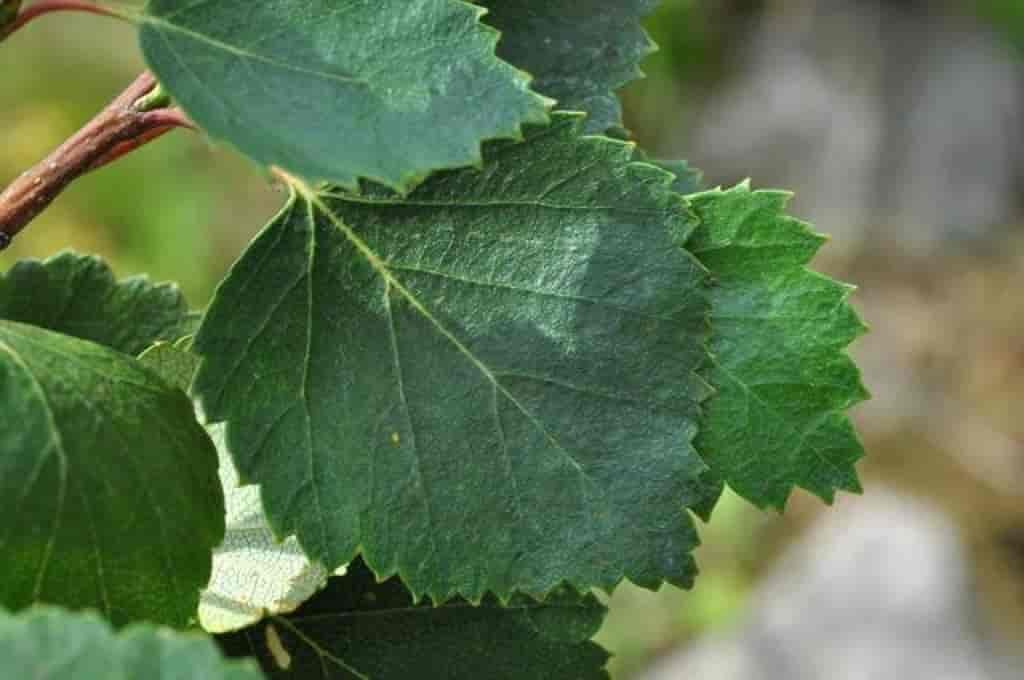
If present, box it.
[597,490,760,678]
[0,14,278,307]
[976,0,1024,50]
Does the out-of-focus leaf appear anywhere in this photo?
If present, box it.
[0,252,189,355]
[0,607,263,679]
[0,321,223,627]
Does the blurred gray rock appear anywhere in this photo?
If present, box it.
[639,491,1019,680]
[688,0,1024,255]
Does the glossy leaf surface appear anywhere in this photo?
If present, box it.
[194,114,714,601]
[139,0,549,191]
[479,0,658,133]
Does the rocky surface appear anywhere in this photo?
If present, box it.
[685,0,1024,255]
[639,491,1021,680]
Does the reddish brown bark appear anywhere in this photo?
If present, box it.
[0,72,192,249]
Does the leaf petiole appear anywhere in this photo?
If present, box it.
[0,0,133,41]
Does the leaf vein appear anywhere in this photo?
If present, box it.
[143,17,367,87]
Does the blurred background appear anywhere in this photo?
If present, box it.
[2,1,1023,677]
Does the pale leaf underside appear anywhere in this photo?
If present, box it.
[200,422,348,634]
[138,341,344,634]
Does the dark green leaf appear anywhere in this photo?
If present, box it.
[0,321,223,627]
[181,310,204,337]
[650,158,704,196]
[687,184,869,509]
[687,468,725,523]
[0,252,189,356]
[646,160,719,519]
[138,0,550,192]
[138,336,197,390]
[478,0,658,133]
[218,559,609,680]
[0,607,263,679]
[193,114,713,601]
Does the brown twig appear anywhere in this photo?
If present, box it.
[89,109,194,171]
[1,0,126,41]
[0,72,194,249]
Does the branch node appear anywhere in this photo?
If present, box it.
[0,72,194,246]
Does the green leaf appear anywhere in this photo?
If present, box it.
[0,252,189,356]
[138,0,550,192]
[0,321,223,627]
[138,341,343,634]
[686,184,869,509]
[641,158,719,520]
[478,0,658,133]
[218,559,609,679]
[650,158,704,196]
[193,114,713,601]
[0,607,263,679]
[137,337,199,390]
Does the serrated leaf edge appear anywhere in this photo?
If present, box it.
[135,2,554,195]
[684,181,870,510]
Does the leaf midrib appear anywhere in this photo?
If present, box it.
[306,191,592,482]
[300,198,331,569]
[140,15,367,87]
